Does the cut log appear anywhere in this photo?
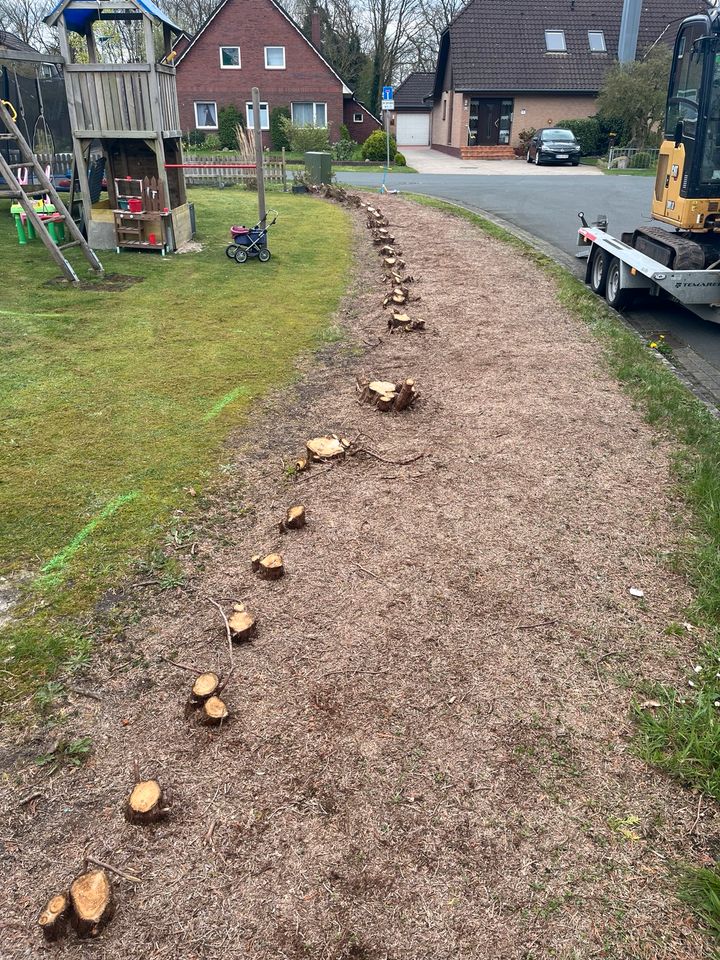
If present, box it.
[125,779,167,825]
[283,505,306,530]
[69,870,114,938]
[257,553,284,580]
[395,378,417,411]
[190,672,220,706]
[227,608,256,642]
[307,435,347,460]
[39,893,70,942]
[201,696,229,726]
[251,554,261,572]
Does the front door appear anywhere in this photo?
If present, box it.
[468,98,513,146]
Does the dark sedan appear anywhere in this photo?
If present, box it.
[526,128,581,166]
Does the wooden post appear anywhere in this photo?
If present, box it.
[57,24,94,232]
[281,146,287,192]
[251,86,266,224]
[85,25,98,63]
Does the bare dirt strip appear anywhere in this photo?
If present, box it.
[1,195,715,959]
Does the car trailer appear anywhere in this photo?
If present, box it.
[577,213,720,324]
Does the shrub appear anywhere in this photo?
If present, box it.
[332,138,356,161]
[394,151,406,166]
[340,123,350,141]
[218,105,244,150]
[187,129,206,148]
[562,117,601,156]
[628,150,655,169]
[279,116,331,152]
[362,129,395,160]
[270,105,291,150]
[204,133,221,152]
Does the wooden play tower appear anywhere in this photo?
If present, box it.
[45,0,192,251]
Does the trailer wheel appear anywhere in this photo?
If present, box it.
[589,248,610,296]
[605,257,633,310]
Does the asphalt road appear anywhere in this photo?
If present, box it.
[340,170,720,377]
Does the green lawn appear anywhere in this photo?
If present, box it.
[0,188,351,700]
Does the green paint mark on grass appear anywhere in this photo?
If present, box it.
[203,385,248,422]
[39,491,140,583]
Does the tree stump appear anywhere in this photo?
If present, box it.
[376,393,395,412]
[228,607,256,642]
[282,505,306,531]
[201,696,229,726]
[395,378,417,411]
[39,894,70,942]
[257,553,284,580]
[251,554,262,572]
[295,456,309,473]
[189,672,220,707]
[69,870,114,938]
[125,779,168,825]
[306,435,348,461]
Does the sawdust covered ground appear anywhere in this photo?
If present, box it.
[2,196,715,959]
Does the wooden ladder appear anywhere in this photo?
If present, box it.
[0,99,104,284]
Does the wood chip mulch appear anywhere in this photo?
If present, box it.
[1,194,715,959]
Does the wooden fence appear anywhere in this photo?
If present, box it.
[182,153,286,187]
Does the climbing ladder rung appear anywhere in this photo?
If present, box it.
[58,240,81,251]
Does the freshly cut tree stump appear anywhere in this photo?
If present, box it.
[201,696,229,726]
[251,554,262,573]
[362,380,396,405]
[257,553,284,580]
[228,607,256,642]
[125,779,167,825]
[69,870,114,938]
[388,312,426,333]
[376,393,395,412]
[383,286,409,308]
[282,505,306,531]
[295,456,309,472]
[395,378,417,411]
[39,893,70,941]
[190,671,220,706]
[306,435,347,461]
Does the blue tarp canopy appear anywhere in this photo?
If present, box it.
[46,0,183,35]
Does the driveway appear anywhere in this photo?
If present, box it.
[400,144,603,175]
[339,168,720,407]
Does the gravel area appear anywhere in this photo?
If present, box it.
[1,194,715,959]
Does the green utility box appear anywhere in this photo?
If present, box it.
[304,151,332,185]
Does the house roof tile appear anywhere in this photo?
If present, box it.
[394,71,435,107]
[446,0,705,93]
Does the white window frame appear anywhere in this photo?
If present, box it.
[545,30,567,52]
[194,100,218,129]
[353,111,363,123]
[246,101,270,130]
[219,45,241,69]
[264,46,286,69]
[290,101,327,127]
[588,30,606,52]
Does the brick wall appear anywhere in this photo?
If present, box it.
[343,98,381,143]
[512,94,597,144]
[175,0,345,147]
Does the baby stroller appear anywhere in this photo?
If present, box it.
[225,210,278,263]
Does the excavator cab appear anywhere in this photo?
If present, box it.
[652,11,720,231]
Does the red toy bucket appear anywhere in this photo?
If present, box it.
[128,197,143,213]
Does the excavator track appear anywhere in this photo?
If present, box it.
[630,225,707,270]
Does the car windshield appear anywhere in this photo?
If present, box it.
[542,129,575,141]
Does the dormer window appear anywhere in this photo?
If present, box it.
[545,30,566,52]
[588,30,606,52]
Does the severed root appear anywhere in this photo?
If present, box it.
[257,553,284,580]
[280,505,306,532]
[201,695,229,726]
[39,893,70,942]
[69,869,114,938]
[306,435,348,461]
[125,779,168,825]
[227,605,256,642]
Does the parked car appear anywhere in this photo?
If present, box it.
[526,128,581,166]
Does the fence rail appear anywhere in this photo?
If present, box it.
[608,146,659,170]
[182,153,286,186]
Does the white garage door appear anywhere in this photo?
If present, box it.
[396,112,430,146]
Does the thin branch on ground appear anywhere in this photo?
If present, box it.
[159,655,198,675]
[84,855,142,883]
[207,597,233,668]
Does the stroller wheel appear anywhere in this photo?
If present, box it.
[225,244,237,259]
[258,248,271,262]
[234,246,248,263]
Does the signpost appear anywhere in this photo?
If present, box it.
[381,85,394,193]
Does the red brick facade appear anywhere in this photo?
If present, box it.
[175,0,346,147]
[343,98,381,143]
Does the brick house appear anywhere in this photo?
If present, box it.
[429,0,704,157]
[391,71,434,146]
[174,0,379,146]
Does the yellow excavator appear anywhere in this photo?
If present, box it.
[579,8,720,314]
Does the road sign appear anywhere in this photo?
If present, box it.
[382,99,394,111]
[382,85,393,100]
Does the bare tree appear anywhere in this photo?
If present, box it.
[0,0,53,50]
[401,0,462,74]
[365,0,418,111]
